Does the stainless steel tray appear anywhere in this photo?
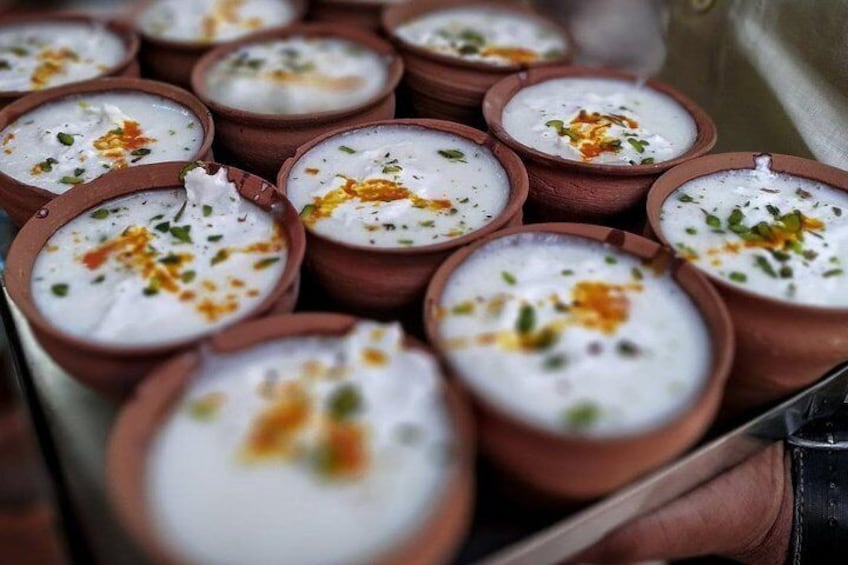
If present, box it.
[3,280,846,565]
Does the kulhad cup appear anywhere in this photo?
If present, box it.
[382,0,572,126]
[276,118,529,316]
[191,23,404,180]
[4,161,305,398]
[483,65,717,228]
[647,152,848,414]
[0,11,141,109]
[0,77,215,226]
[107,312,475,565]
[130,0,307,88]
[424,222,734,499]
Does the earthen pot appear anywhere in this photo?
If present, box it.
[130,0,307,88]
[382,0,572,126]
[4,161,305,398]
[192,23,403,180]
[107,312,475,565]
[0,12,141,110]
[483,66,717,228]
[424,222,734,499]
[309,0,388,31]
[276,118,529,316]
[0,77,215,227]
[646,152,848,415]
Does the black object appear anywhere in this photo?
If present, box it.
[788,406,848,564]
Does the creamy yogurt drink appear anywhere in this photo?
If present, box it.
[394,7,566,66]
[0,92,203,193]
[0,21,126,93]
[437,232,711,436]
[502,77,698,166]
[287,124,510,248]
[139,0,298,44]
[31,167,286,347]
[204,36,389,115]
[148,321,454,565]
[660,155,848,306]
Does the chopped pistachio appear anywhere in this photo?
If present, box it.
[338,145,356,154]
[181,270,196,283]
[299,204,315,218]
[438,149,467,162]
[824,269,844,278]
[543,354,567,371]
[169,225,192,244]
[154,221,170,233]
[501,271,517,285]
[605,255,618,265]
[90,209,109,220]
[515,304,536,334]
[202,204,213,217]
[254,257,280,270]
[678,193,694,203]
[327,384,362,421]
[563,402,600,430]
[729,272,747,283]
[382,165,403,174]
[207,234,223,242]
[56,132,74,146]
[51,283,69,297]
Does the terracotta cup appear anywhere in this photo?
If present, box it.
[4,161,305,398]
[0,77,215,227]
[276,118,529,316]
[129,0,307,88]
[483,65,718,228]
[646,152,848,415]
[309,0,388,31]
[107,312,475,565]
[382,0,572,126]
[424,222,734,499]
[0,11,141,109]
[192,23,404,180]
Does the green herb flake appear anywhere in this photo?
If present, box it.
[515,304,536,334]
[419,220,435,228]
[729,272,747,283]
[327,384,362,421]
[154,221,170,233]
[561,269,574,276]
[824,269,844,278]
[640,157,655,165]
[90,208,109,220]
[501,271,517,285]
[605,255,618,265]
[702,210,721,228]
[397,239,414,246]
[202,204,213,217]
[338,145,356,154]
[51,283,69,297]
[563,402,600,431]
[56,132,74,146]
[543,355,567,371]
[626,138,649,153]
[754,255,777,278]
[207,234,223,242]
[382,165,403,174]
[169,225,192,244]
[438,149,466,162]
[254,257,281,270]
[678,193,694,203]
[833,207,843,217]
[685,227,697,235]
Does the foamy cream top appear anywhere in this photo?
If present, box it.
[31,167,286,347]
[204,37,389,115]
[394,7,566,66]
[437,232,710,436]
[0,92,203,193]
[502,77,698,166]
[287,125,510,248]
[148,321,454,565]
[660,155,848,306]
[139,0,297,44]
[0,21,125,93]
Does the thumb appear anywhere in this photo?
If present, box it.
[573,443,791,564]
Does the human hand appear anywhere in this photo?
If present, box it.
[574,443,792,564]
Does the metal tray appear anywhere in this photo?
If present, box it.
[3,280,847,565]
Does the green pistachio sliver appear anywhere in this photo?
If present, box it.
[60,176,83,185]
[56,132,74,146]
[605,255,618,265]
[338,145,356,154]
[754,255,777,278]
[178,161,203,181]
[701,209,721,228]
[181,270,196,283]
[563,401,600,431]
[51,283,69,297]
[729,272,747,283]
[131,148,151,157]
[678,193,694,203]
[631,267,644,280]
[382,165,403,174]
[90,209,109,220]
[397,239,414,246]
[501,271,517,285]
[438,149,466,162]
[561,269,574,276]
[626,138,649,153]
[543,354,567,370]
[515,304,536,334]
[169,225,192,244]
[327,384,362,421]
[254,257,280,270]
[824,269,844,278]
[640,157,655,165]
[685,227,697,235]
[207,234,223,242]
[451,302,474,315]
[299,204,315,219]
[202,204,213,217]
[154,221,170,233]
[728,208,744,226]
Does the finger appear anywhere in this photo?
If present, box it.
[574,443,789,564]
